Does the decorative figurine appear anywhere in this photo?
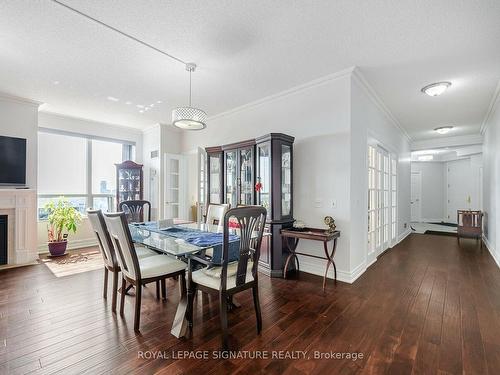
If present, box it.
[324,216,336,234]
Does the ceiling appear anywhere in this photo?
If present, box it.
[0,0,499,140]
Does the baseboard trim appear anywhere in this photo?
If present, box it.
[482,235,500,268]
[37,238,98,254]
[397,228,412,243]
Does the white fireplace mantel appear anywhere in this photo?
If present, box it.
[0,189,37,265]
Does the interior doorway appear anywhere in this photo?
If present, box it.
[410,171,422,222]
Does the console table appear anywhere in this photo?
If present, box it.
[281,228,340,290]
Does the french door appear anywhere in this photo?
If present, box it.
[368,145,396,263]
[164,153,186,219]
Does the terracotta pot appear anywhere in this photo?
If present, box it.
[48,240,68,256]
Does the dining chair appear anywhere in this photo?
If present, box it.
[103,211,187,332]
[187,206,267,349]
[119,200,151,223]
[204,204,229,258]
[87,209,159,313]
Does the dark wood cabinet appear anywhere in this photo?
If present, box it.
[115,160,144,210]
[205,133,295,277]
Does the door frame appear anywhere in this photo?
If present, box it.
[410,171,422,223]
[163,153,187,219]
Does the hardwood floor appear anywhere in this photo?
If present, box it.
[1,234,500,374]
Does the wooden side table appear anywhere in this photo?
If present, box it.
[281,228,340,290]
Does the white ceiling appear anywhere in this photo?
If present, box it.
[0,0,499,140]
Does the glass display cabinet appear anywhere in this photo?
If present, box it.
[115,160,143,210]
[205,133,295,277]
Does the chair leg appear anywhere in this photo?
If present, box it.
[134,284,142,332]
[103,267,109,299]
[156,280,160,300]
[120,278,126,316]
[252,286,262,333]
[111,270,119,313]
[220,293,229,350]
[161,279,167,300]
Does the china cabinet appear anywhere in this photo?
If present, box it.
[205,133,295,277]
[115,160,144,210]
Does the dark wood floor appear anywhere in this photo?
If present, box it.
[1,234,500,374]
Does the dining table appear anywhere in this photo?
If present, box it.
[128,221,259,338]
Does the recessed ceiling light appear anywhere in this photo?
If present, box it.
[421,82,451,96]
[53,80,60,85]
[150,104,155,107]
[107,96,119,102]
[125,101,132,105]
[139,110,144,113]
[434,126,454,134]
[157,100,162,104]
[418,155,434,161]
[136,104,144,108]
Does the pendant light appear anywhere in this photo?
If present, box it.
[172,63,207,130]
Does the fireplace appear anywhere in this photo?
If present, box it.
[0,215,7,265]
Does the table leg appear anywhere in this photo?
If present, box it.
[283,238,300,278]
[322,238,338,291]
[171,272,188,338]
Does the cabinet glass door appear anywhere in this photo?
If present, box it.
[225,150,237,207]
[239,147,254,205]
[209,154,222,204]
[281,145,292,216]
[257,142,271,218]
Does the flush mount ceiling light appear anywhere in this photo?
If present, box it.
[434,126,454,135]
[172,63,207,130]
[421,81,451,96]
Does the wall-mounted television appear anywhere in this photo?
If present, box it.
[0,135,27,186]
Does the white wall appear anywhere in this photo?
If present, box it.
[142,125,161,220]
[350,72,412,275]
[0,94,40,189]
[482,83,500,266]
[410,162,445,221]
[182,71,353,280]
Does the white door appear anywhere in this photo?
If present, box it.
[197,148,207,223]
[410,172,421,222]
[164,153,186,219]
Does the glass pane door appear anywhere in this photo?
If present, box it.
[281,145,292,216]
[209,154,222,204]
[225,150,237,207]
[239,147,254,205]
[257,142,271,218]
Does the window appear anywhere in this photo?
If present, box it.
[38,130,135,219]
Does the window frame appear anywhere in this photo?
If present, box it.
[37,128,135,220]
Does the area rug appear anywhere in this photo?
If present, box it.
[40,249,103,278]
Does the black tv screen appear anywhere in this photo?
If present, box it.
[0,135,26,185]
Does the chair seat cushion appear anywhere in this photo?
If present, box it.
[139,255,186,279]
[192,261,254,290]
[135,246,158,259]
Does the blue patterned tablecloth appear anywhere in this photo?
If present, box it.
[142,223,240,263]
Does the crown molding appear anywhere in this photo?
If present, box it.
[411,133,483,151]
[208,66,356,121]
[351,67,411,142]
[0,92,43,107]
[38,110,143,134]
[480,79,500,135]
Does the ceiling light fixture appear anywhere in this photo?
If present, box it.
[421,81,451,96]
[434,126,454,135]
[172,63,207,130]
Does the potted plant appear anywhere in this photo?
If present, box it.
[45,197,82,256]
